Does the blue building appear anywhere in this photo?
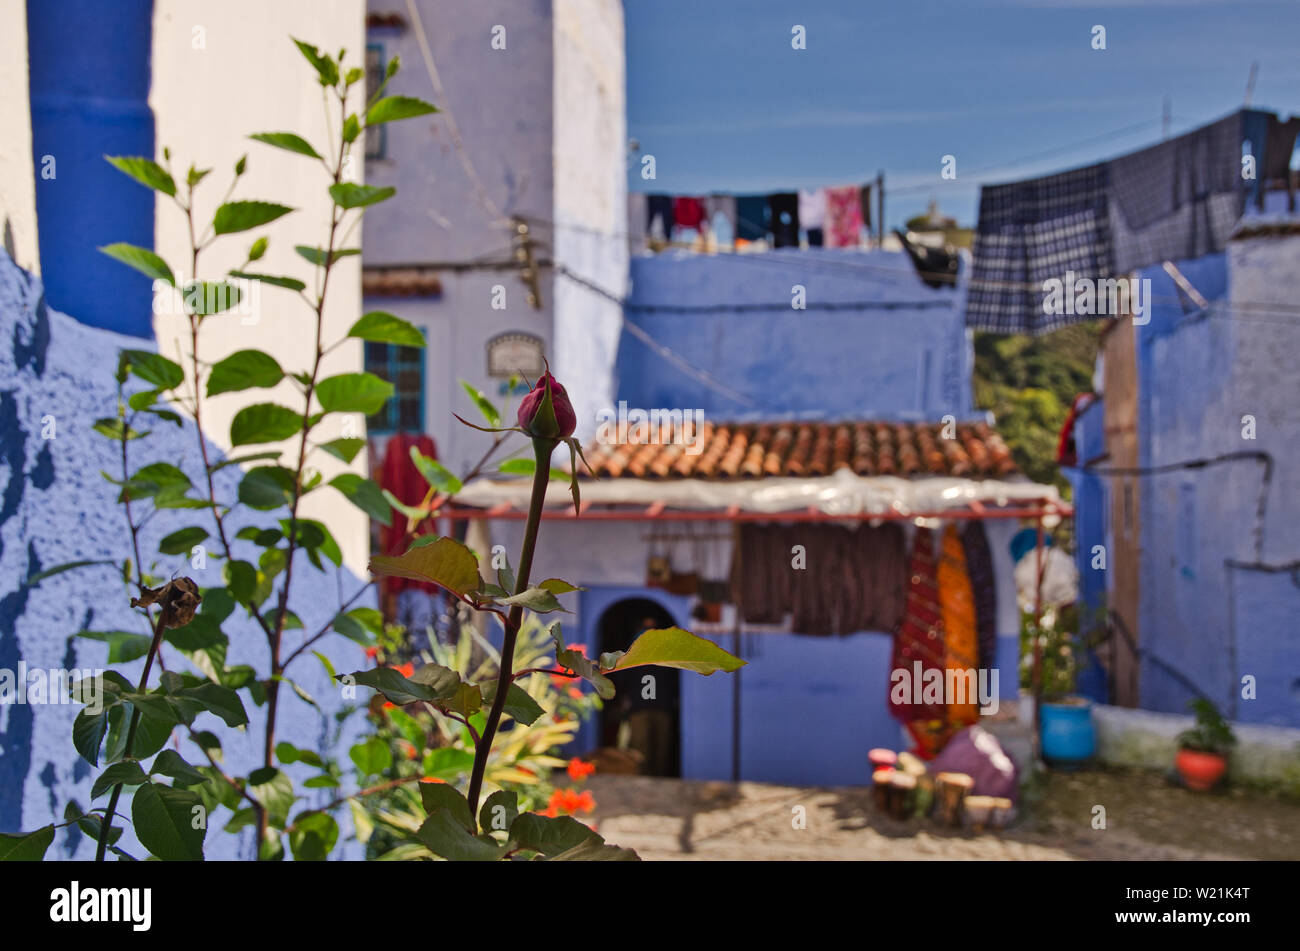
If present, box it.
[458,247,1063,785]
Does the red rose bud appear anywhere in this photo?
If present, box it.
[517,372,576,438]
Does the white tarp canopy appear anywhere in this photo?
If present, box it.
[453,466,1062,517]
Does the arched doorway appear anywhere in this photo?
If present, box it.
[596,597,681,777]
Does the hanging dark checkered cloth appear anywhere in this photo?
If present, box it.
[960,521,999,675]
[966,162,1113,334]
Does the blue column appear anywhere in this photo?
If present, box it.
[28,0,156,337]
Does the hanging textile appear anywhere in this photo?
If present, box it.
[767,192,800,247]
[379,432,440,596]
[967,162,1113,334]
[825,185,865,248]
[1109,111,1249,274]
[627,193,648,248]
[705,194,737,245]
[799,188,827,246]
[960,521,999,677]
[969,110,1265,334]
[890,528,948,748]
[672,196,707,235]
[646,194,674,241]
[859,184,873,233]
[937,524,980,728]
[735,195,768,242]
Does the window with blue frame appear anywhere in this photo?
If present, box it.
[365,340,424,434]
[365,43,387,160]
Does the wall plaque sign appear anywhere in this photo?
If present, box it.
[487,331,545,379]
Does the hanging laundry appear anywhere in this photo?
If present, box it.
[799,188,827,246]
[859,184,873,233]
[1109,111,1249,273]
[937,524,980,728]
[735,195,769,242]
[627,193,648,249]
[767,192,800,247]
[960,521,999,677]
[672,196,708,237]
[705,194,737,246]
[825,185,865,247]
[646,194,674,241]
[967,162,1113,334]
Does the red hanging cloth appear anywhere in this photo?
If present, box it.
[378,432,439,595]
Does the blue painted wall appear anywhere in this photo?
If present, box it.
[618,249,973,421]
[27,0,157,338]
[1066,398,1110,703]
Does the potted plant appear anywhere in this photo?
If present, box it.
[1024,608,1096,768]
[1175,699,1236,791]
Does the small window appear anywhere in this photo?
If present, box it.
[365,44,387,160]
[365,339,424,434]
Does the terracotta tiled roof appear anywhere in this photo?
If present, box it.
[579,420,1018,480]
[362,267,443,298]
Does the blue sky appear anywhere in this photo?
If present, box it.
[624,0,1300,229]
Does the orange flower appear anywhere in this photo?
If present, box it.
[395,662,415,678]
[401,741,418,760]
[420,777,446,785]
[567,757,596,781]
[382,701,396,711]
[545,787,596,816]
[365,647,379,659]
[574,790,596,813]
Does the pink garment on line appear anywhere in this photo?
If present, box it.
[825,186,864,247]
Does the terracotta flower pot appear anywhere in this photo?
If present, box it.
[1175,749,1227,791]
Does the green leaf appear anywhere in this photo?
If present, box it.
[495,586,567,614]
[238,465,297,510]
[150,750,210,788]
[366,95,438,126]
[131,782,205,861]
[460,380,502,427]
[330,612,372,646]
[349,738,392,778]
[247,236,268,261]
[329,473,392,525]
[318,437,366,463]
[207,349,284,396]
[0,826,55,861]
[416,810,508,861]
[187,165,212,187]
[76,630,152,664]
[508,813,602,857]
[342,113,361,143]
[480,680,545,726]
[72,707,112,766]
[91,761,148,800]
[548,622,615,700]
[230,403,302,446]
[179,682,249,727]
[292,37,340,86]
[92,417,145,441]
[418,781,474,832]
[65,801,124,847]
[105,155,176,196]
[158,526,208,555]
[328,182,396,209]
[548,839,640,861]
[316,372,394,415]
[368,536,481,596]
[121,349,184,388]
[608,627,747,676]
[294,245,360,267]
[213,200,294,235]
[247,767,296,828]
[249,132,322,160]
[228,270,307,292]
[100,242,175,285]
[410,447,461,494]
[539,578,583,595]
[348,311,425,347]
[349,799,373,844]
[289,812,338,861]
[479,790,518,835]
[182,280,243,316]
[340,667,443,706]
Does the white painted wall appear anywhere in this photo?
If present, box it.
[552,0,628,443]
[150,0,369,573]
[0,0,39,273]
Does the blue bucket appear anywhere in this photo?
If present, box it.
[1040,699,1096,767]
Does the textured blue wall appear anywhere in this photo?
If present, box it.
[1067,399,1110,703]
[617,249,972,421]
[27,0,157,338]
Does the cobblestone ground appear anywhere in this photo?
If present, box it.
[584,768,1300,860]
